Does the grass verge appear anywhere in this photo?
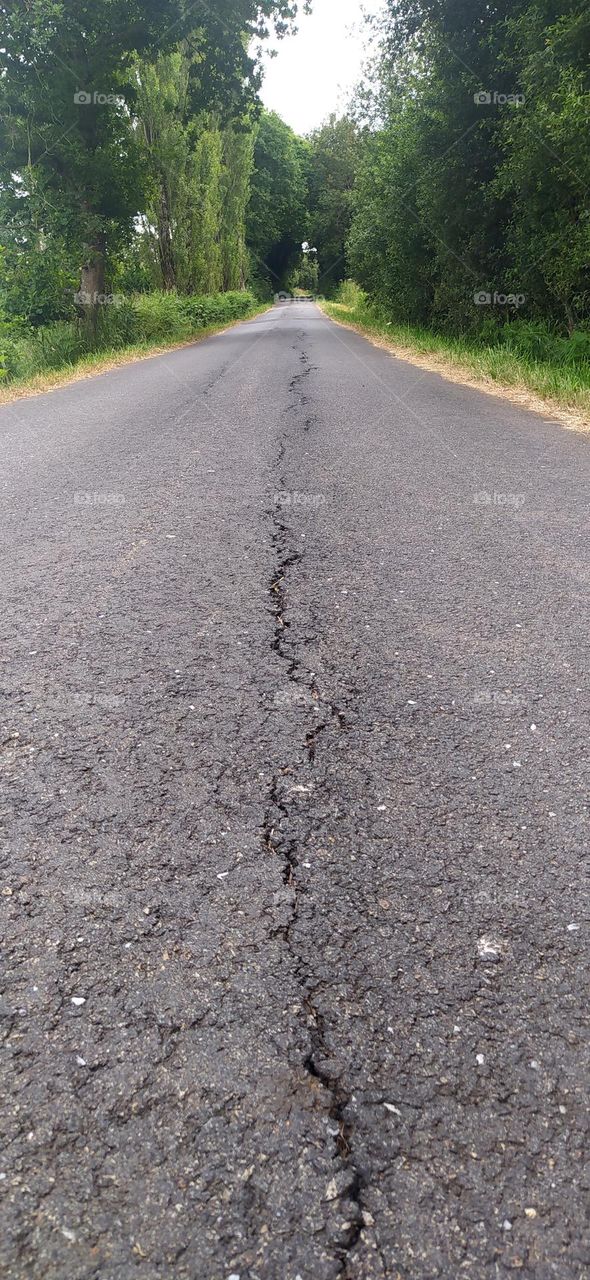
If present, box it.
[0,298,270,406]
[320,298,590,433]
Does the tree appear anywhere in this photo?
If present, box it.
[0,0,307,321]
[307,115,362,294]
[346,0,590,333]
[494,1,590,331]
[0,1,186,324]
[220,125,255,291]
[246,111,309,293]
[134,50,192,293]
[134,48,255,295]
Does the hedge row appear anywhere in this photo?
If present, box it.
[1,290,258,383]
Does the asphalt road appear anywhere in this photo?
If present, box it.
[1,301,588,1280]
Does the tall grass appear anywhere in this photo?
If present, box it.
[323,283,590,420]
[1,290,258,385]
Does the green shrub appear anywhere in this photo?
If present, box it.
[184,291,255,326]
[334,284,590,378]
[1,289,258,384]
[129,292,193,343]
[335,280,367,309]
[496,321,590,368]
[322,290,590,415]
[1,241,79,327]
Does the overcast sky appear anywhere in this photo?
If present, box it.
[260,0,384,136]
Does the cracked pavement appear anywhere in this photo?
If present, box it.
[0,301,589,1278]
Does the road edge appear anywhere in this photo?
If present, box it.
[319,303,590,435]
[0,304,274,407]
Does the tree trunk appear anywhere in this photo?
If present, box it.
[80,231,106,333]
[157,182,176,291]
[564,298,576,337]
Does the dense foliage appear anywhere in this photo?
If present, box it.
[2,289,257,383]
[347,0,590,335]
[1,0,587,386]
[0,0,308,332]
[306,115,363,295]
[246,111,309,293]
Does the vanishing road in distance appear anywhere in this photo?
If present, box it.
[1,301,588,1278]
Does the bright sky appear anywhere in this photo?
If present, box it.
[260,0,384,136]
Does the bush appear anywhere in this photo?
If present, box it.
[0,289,258,384]
[335,280,367,309]
[183,291,255,327]
[1,241,79,328]
[333,283,590,377]
[495,321,590,368]
[129,292,194,343]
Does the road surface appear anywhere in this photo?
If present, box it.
[1,302,588,1279]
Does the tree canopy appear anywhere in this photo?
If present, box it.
[346,0,590,333]
[1,0,587,341]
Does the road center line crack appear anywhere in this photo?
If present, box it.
[261,349,366,1274]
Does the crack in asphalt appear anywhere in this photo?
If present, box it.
[262,344,366,1274]
[287,344,319,417]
